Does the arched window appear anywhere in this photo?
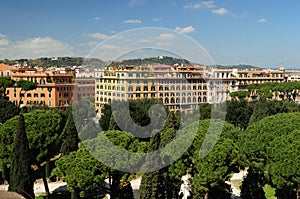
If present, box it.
[165,98,169,104]
[187,97,191,103]
[171,97,175,103]
[198,97,201,103]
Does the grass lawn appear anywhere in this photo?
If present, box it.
[264,184,276,199]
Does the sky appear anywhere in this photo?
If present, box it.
[0,0,300,68]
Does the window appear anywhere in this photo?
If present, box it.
[41,93,45,98]
[165,98,169,104]
[27,93,32,97]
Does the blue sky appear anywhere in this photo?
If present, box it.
[0,0,299,68]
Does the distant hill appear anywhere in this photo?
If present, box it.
[212,64,262,70]
[0,57,106,68]
[109,56,191,66]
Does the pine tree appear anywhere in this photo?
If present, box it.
[61,108,79,155]
[9,114,34,199]
[240,168,266,199]
[139,133,166,199]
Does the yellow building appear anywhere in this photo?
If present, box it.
[95,65,209,115]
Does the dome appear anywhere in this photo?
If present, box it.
[279,64,285,71]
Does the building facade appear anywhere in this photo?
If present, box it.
[0,64,75,108]
[95,65,210,115]
[95,65,291,115]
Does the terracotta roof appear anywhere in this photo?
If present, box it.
[0,63,13,71]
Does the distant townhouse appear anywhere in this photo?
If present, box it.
[0,64,75,108]
[73,70,95,102]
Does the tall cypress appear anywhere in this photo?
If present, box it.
[9,114,34,199]
[61,108,79,155]
[139,133,165,199]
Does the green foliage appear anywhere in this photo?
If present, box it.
[0,76,14,97]
[99,98,166,139]
[56,130,147,198]
[241,112,300,198]
[99,103,112,131]
[248,97,272,125]
[8,114,34,199]
[139,133,165,199]
[166,120,240,198]
[72,97,96,133]
[61,108,80,155]
[0,110,64,164]
[263,184,276,199]
[16,79,37,91]
[240,168,266,199]
[0,96,19,124]
[230,91,250,99]
[199,103,212,120]
[248,81,300,100]
[226,99,254,130]
[54,144,107,198]
[110,56,191,66]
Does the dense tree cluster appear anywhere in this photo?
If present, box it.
[0,95,300,198]
[110,56,191,66]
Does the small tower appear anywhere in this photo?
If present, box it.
[279,63,285,72]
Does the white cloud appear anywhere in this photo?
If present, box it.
[79,41,99,47]
[93,16,101,21]
[124,19,142,24]
[155,33,176,40]
[129,0,146,7]
[212,8,229,15]
[0,34,10,46]
[98,44,118,50]
[0,36,74,59]
[138,38,151,43]
[232,12,248,19]
[87,32,109,40]
[153,17,162,22]
[156,42,170,47]
[258,18,267,23]
[175,26,195,34]
[184,1,216,9]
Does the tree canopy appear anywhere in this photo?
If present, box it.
[240,112,300,198]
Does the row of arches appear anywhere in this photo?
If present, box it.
[164,96,207,104]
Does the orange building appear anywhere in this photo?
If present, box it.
[0,64,75,108]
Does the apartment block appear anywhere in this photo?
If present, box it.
[0,64,75,108]
[95,65,210,115]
